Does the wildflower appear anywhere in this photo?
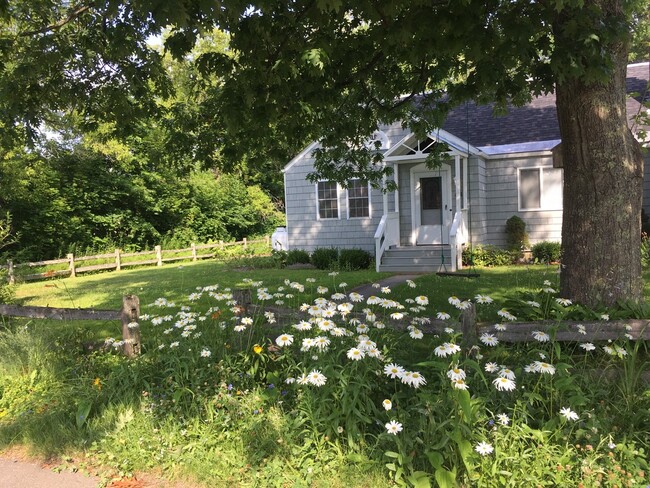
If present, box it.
[448,296,461,307]
[401,371,426,388]
[532,330,551,342]
[475,294,493,304]
[347,347,365,361]
[275,334,294,347]
[600,314,610,321]
[349,292,364,302]
[479,333,499,346]
[367,347,382,358]
[484,362,499,373]
[497,309,517,321]
[475,441,494,456]
[434,342,461,358]
[331,292,346,301]
[603,345,615,355]
[390,312,405,320]
[200,348,211,358]
[384,363,405,379]
[381,286,391,294]
[447,367,466,381]
[559,407,579,421]
[493,377,516,391]
[339,282,347,288]
[127,321,139,329]
[497,413,510,425]
[241,317,254,325]
[436,312,451,320]
[533,361,556,375]
[297,374,310,385]
[526,300,541,308]
[293,320,312,331]
[93,377,102,391]
[264,311,276,324]
[494,323,507,331]
[317,286,328,294]
[409,328,424,339]
[444,327,455,334]
[625,333,633,340]
[457,300,472,310]
[382,399,392,411]
[385,420,403,435]
[499,368,516,380]
[452,379,469,390]
[170,341,180,348]
[576,324,587,335]
[253,344,263,354]
[579,342,596,351]
[307,370,327,387]
[313,336,331,351]
[415,296,429,306]
[556,298,572,306]
[406,280,416,288]
[234,325,247,332]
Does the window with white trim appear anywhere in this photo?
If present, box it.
[347,179,370,218]
[317,181,339,219]
[518,167,563,211]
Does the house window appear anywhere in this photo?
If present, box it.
[317,181,339,219]
[518,167,563,211]
[347,179,370,218]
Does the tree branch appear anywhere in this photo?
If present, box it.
[19,3,94,37]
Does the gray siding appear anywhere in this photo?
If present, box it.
[284,152,385,253]
[482,154,562,247]
[468,155,488,244]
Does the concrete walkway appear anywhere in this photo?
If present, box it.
[0,457,100,488]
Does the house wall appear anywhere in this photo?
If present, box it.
[482,153,562,247]
[283,150,385,253]
[468,155,488,245]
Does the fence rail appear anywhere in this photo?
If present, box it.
[0,295,142,357]
[2,237,271,284]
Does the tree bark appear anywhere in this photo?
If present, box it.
[556,19,644,306]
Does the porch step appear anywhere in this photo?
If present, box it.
[378,246,453,273]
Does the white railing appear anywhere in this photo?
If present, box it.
[449,210,468,271]
[374,212,400,272]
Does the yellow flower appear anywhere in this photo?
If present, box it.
[93,377,102,391]
[253,344,263,354]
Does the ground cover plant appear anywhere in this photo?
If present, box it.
[0,261,648,487]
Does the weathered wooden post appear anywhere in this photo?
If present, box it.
[265,235,270,247]
[155,245,162,266]
[243,237,247,249]
[121,295,141,358]
[67,253,76,278]
[7,260,14,285]
[191,243,197,261]
[232,288,252,316]
[219,240,224,250]
[460,303,478,349]
[115,248,122,271]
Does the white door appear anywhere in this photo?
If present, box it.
[413,169,452,245]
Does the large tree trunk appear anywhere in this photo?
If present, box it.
[556,43,644,307]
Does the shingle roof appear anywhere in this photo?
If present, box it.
[442,62,649,149]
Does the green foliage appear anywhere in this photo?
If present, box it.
[311,248,339,270]
[286,249,311,266]
[532,241,562,264]
[338,249,372,271]
[505,215,529,252]
[642,234,650,269]
[462,245,515,267]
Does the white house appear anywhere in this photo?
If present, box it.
[280,63,650,272]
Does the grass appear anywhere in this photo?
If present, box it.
[1,259,649,487]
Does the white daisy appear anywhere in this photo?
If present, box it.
[385,420,403,435]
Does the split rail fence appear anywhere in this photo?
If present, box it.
[2,237,271,284]
[0,295,142,358]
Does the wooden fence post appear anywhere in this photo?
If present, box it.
[115,249,122,271]
[121,295,141,358]
[460,303,478,348]
[191,243,197,261]
[155,245,162,266]
[232,288,252,316]
[243,237,247,249]
[7,260,14,285]
[219,240,224,250]
[67,253,76,278]
[265,235,270,247]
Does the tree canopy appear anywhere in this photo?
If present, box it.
[1,0,647,305]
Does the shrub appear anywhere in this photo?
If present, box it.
[286,249,311,266]
[463,245,515,267]
[531,241,561,263]
[505,215,530,252]
[310,248,339,270]
[338,249,371,270]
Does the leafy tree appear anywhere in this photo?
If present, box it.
[0,0,646,306]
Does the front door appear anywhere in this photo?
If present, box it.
[413,169,451,245]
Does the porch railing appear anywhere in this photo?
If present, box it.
[374,212,400,272]
[449,210,468,270]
